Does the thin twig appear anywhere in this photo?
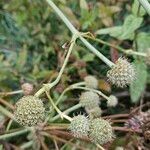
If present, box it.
[113,127,142,133]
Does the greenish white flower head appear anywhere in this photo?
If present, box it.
[79,91,100,109]
[85,106,102,118]
[69,115,89,138]
[14,96,45,127]
[107,58,135,87]
[84,75,98,89]
[21,83,34,95]
[107,95,118,107]
[89,118,113,145]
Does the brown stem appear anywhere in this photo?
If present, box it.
[0,98,15,110]
[103,114,129,119]
[111,119,127,123]
[41,132,86,150]
[113,127,142,133]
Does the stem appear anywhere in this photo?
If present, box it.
[55,82,85,106]
[71,86,111,101]
[113,127,142,133]
[45,0,114,68]
[35,35,77,97]
[0,105,14,119]
[20,141,33,149]
[137,0,150,15]
[125,50,146,57]
[86,36,125,53]
[0,90,23,96]
[46,91,72,122]
[87,36,147,57]
[96,144,105,150]
[51,103,82,122]
[0,128,28,140]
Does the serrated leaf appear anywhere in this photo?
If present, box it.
[130,61,147,103]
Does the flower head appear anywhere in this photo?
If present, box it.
[79,91,100,109]
[107,57,135,87]
[14,96,45,127]
[89,118,113,145]
[84,75,98,89]
[107,95,118,107]
[85,106,102,118]
[69,115,89,138]
[21,83,34,95]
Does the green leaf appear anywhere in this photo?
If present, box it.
[119,15,143,40]
[95,26,123,37]
[15,48,27,71]
[130,61,147,103]
[80,0,88,10]
[136,32,150,52]
[132,0,146,17]
[96,15,143,40]
[82,53,95,62]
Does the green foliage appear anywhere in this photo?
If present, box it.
[136,32,150,52]
[96,15,143,40]
[130,60,147,103]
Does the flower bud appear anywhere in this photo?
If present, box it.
[14,96,45,127]
[89,118,113,145]
[85,106,102,118]
[79,91,100,109]
[69,115,89,138]
[84,75,98,89]
[107,95,118,107]
[21,83,34,95]
[107,58,135,87]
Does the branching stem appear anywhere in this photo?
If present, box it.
[45,0,114,68]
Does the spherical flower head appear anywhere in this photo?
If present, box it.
[21,83,34,95]
[84,75,98,89]
[14,96,45,127]
[107,57,136,87]
[107,95,118,107]
[79,91,100,109]
[85,106,102,118]
[69,115,89,138]
[89,118,113,145]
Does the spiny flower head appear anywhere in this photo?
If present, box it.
[14,96,45,127]
[107,95,118,107]
[69,115,89,138]
[107,57,136,87]
[79,91,100,109]
[85,106,102,118]
[84,75,98,89]
[89,118,113,145]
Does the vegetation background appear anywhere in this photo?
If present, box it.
[0,0,150,149]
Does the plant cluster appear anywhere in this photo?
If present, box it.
[0,0,150,149]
